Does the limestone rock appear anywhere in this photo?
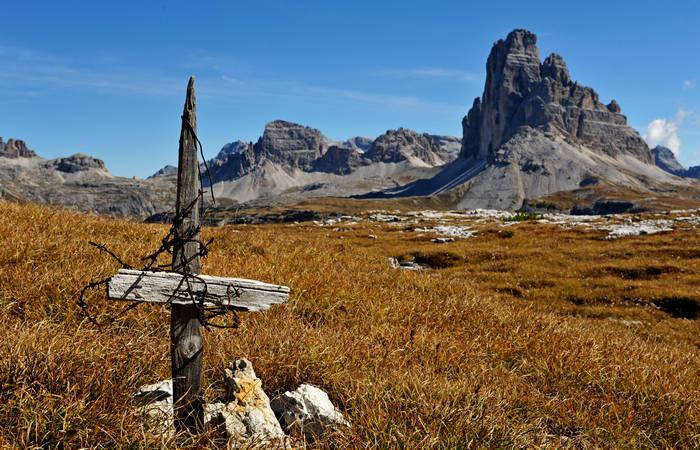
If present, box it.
[651,145,700,179]
[205,141,256,185]
[134,380,174,438]
[256,120,331,170]
[0,137,37,158]
[341,136,373,152]
[460,29,652,163]
[52,153,106,173]
[0,138,175,217]
[207,359,286,444]
[652,146,686,174]
[148,165,177,179]
[365,128,446,166]
[312,145,367,175]
[270,384,349,440]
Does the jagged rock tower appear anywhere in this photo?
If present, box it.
[461,29,650,163]
[379,28,684,210]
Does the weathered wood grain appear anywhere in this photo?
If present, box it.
[107,268,290,311]
[171,76,205,431]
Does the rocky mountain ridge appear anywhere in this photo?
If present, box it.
[652,146,700,178]
[151,120,461,205]
[368,29,696,211]
[0,137,175,217]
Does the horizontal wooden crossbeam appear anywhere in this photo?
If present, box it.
[107,269,290,311]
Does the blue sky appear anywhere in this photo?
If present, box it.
[1,0,699,177]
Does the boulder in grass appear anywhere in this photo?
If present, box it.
[271,384,349,440]
[134,379,174,438]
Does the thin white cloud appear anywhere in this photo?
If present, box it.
[0,45,461,111]
[216,75,460,111]
[683,80,696,89]
[643,109,688,157]
[379,67,480,82]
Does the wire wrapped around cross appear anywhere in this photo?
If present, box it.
[77,116,241,330]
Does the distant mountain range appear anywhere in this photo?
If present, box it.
[147,121,461,207]
[2,28,700,217]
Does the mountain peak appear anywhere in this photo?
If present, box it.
[462,28,650,163]
[541,53,571,85]
[0,138,37,158]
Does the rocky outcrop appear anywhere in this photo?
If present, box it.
[148,165,177,179]
[206,359,286,444]
[205,141,256,185]
[52,153,106,173]
[0,138,37,158]
[652,145,700,179]
[0,138,175,217]
[365,128,447,166]
[271,384,349,440]
[652,146,686,174]
[134,380,175,437]
[460,29,651,164]
[312,145,367,175]
[255,120,331,170]
[341,136,373,152]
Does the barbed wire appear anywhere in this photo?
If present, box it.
[77,115,241,330]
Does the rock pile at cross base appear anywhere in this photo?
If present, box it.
[134,358,349,446]
[368,29,696,210]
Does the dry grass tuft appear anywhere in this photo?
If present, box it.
[0,200,699,448]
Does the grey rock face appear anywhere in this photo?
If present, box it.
[652,146,686,174]
[0,139,175,217]
[255,120,330,170]
[341,136,373,152]
[365,128,445,165]
[271,384,349,440]
[430,135,462,162]
[461,29,651,163]
[148,165,177,179]
[205,141,256,185]
[652,145,700,179]
[52,153,106,173]
[312,145,367,175]
[0,137,37,158]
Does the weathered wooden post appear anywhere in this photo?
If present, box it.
[104,77,290,436]
[171,75,205,431]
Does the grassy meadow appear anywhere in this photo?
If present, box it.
[0,200,699,448]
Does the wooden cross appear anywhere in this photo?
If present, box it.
[105,77,290,433]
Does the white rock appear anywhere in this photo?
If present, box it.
[414,225,475,238]
[271,384,349,439]
[605,220,674,239]
[388,257,425,271]
[134,379,174,438]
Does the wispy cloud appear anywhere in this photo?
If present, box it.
[216,75,457,110]
[643,109,688,157]
[0,45,461,111]
[378,67,481,82]
[0,45,181,96]
[683,79,696,89]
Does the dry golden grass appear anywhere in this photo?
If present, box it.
[0,200,699,448]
